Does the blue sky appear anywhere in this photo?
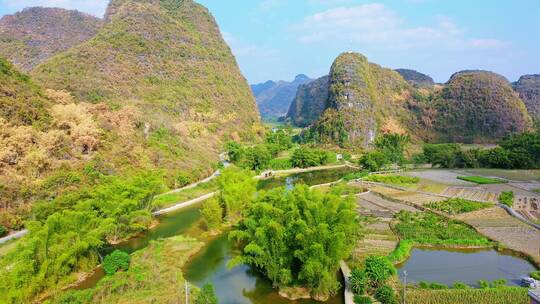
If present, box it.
[1,0,539,84]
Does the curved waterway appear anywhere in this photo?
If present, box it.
[397,247,537,287]
[73,167,355,302]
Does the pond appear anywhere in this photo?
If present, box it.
[257,167,355,190]
[397,247,537,287]
[184,233,344,304]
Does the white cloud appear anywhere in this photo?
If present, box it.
[0,0,109,17]
[469,39,509,49]
[294,3,507,51]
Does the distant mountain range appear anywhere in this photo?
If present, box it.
[251,74,312,120]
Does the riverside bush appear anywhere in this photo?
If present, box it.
[103,250,130,275]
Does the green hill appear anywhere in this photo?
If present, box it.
[431,70,532,143]
[0,0,260,230]
[308,52,419,147]
[513,74,540,123]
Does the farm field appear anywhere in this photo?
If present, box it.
[456,207,540,266]
[404,287,529,304]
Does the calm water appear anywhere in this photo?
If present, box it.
[257,167,355,190]
[184,233,344,304]
[397,248,537,287]
[74,168,354,303]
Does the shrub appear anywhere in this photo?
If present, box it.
[478,280,490,289]
[452,281,470,289]
[429,282,448,289]
[0,225,6,237]
[350,268,368,295]
[103,250,131,275]
[498,191,514,207]
[343,171,369,182]
[364,256,396,288]
[359,151,389,172]
[200,198,223,231]
[268,158,292,170]
[354,295,373,304]
[374,285,398,304]
[531,271,540,280]
[490,279,507,288]
[195,283,218,304]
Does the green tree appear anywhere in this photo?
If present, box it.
[229,185,360,298]
[364,256,396,288]
[291,147,320,168]
[103,250,131,275]
[218,167,256,223]
[266,129,293,151]
[225,141,244,163]
[374,133,409,164]
[242,145,271,171]
[195,283,218,304]
[358,152,388,172]
[0,225,6,237]
[201,198,223,231]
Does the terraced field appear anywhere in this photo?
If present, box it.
[369,186,446,206]
[441,187,499,202]
[456,207,540,266]
[351,192,419,266]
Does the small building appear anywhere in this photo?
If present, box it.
[530,288,540,304]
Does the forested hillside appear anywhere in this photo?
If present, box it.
[0,7,103,71]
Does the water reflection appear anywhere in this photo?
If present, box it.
[397,248,537,287]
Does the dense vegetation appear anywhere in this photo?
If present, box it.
[404,287,529,304]
[418,132,540,169]
[393,211,490,246]
[425,199,491,215]
[0,171,166,303]
[50,236,205,304]
[430,70,531,143]
[103,250,130,275]
[229,185,360,299]
[349,255,398,304]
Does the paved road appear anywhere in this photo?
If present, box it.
[0,229,28,245]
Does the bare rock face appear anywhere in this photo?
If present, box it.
[286,75,329,127]
[432,70,532,143]
[0,7,103,71]
[513,75,540,121]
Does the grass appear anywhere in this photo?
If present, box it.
[51,236,204,304]
[363,174,420,187]
[403,287,529,304]
[457,176,507,184]
[152,179,219,209]
[425,198,492,215]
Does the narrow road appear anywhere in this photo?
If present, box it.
[340,261,355,304]
[152,192,217,216]
[0,229,28,245]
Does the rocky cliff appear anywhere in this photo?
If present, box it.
[286,76,329,127]
[0,7,103,72]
